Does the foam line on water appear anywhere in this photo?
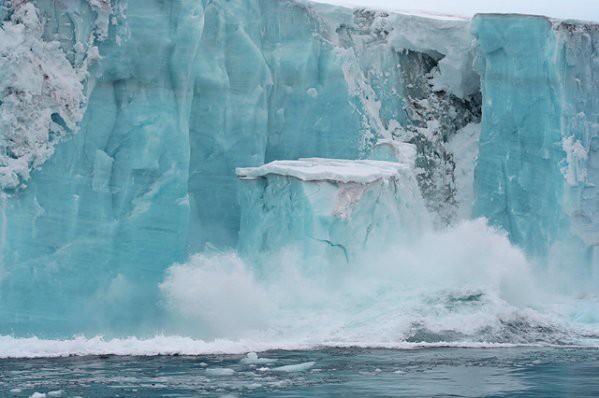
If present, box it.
[0,335,594,359]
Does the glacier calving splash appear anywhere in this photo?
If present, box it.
[0,0,598,350]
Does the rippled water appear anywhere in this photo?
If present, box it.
[2,347,598,397]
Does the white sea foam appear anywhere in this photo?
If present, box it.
[1,219,598,359]
[0,335,563,359]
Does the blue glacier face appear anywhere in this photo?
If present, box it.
[0,0,597,341]
[472,15,599,291]
[0,0,481,336]
[472,15,564,259]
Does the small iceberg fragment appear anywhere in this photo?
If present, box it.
[271,361,316,373]
[205,368,236,376]
[240,352,277,365]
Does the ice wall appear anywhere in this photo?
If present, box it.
[2,0,597,338]
[0,0,195,336]
[0,0,482,336]
[472,15,599,288]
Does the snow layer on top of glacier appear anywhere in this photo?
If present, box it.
[236,158,410,184]
[309,0,479,97]
[309,0,599,23]
[307,0,469,21]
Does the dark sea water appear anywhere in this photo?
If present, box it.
[1,347,598,397]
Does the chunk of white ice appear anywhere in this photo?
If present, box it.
[271,361,316,372]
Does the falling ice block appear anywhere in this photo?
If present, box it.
[236,158,430,267]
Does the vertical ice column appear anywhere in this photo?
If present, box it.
[473,15,599,288]
[472,15,564,258]
[555,21,599,285]
[236,158,430,270]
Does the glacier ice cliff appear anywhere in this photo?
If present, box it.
[472,15,599,290]
[0,0,597,337]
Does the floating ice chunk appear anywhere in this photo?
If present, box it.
[29,393,46,398]
[271,361,316,372]
[241,352,277,365]
[47,391,64,398]
[10,389,22,395]
[205,368,236,376]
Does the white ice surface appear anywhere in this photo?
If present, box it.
[308,0,599,23]
[271,362,316,372]
[236,158,410,184]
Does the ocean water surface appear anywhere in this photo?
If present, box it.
[2,347,599,397]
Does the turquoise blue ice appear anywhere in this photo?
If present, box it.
[0,0,598,348]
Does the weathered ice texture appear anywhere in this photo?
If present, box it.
[1,0,597,338]
[237,158,429,267]
[0,0,482,336]
[472,15,599,289]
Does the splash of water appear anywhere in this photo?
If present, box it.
[1,219,597,358]
[159,219,599,348]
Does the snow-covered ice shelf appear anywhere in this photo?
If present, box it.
[236,158,411,184]
[237,158,430,265]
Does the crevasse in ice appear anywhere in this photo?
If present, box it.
[0,0,597,337]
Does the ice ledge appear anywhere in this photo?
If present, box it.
[236,158,411,184]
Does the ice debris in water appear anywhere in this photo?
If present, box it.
[241,352,277,365]
[205,368,236,376]
[271,362,316,373]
